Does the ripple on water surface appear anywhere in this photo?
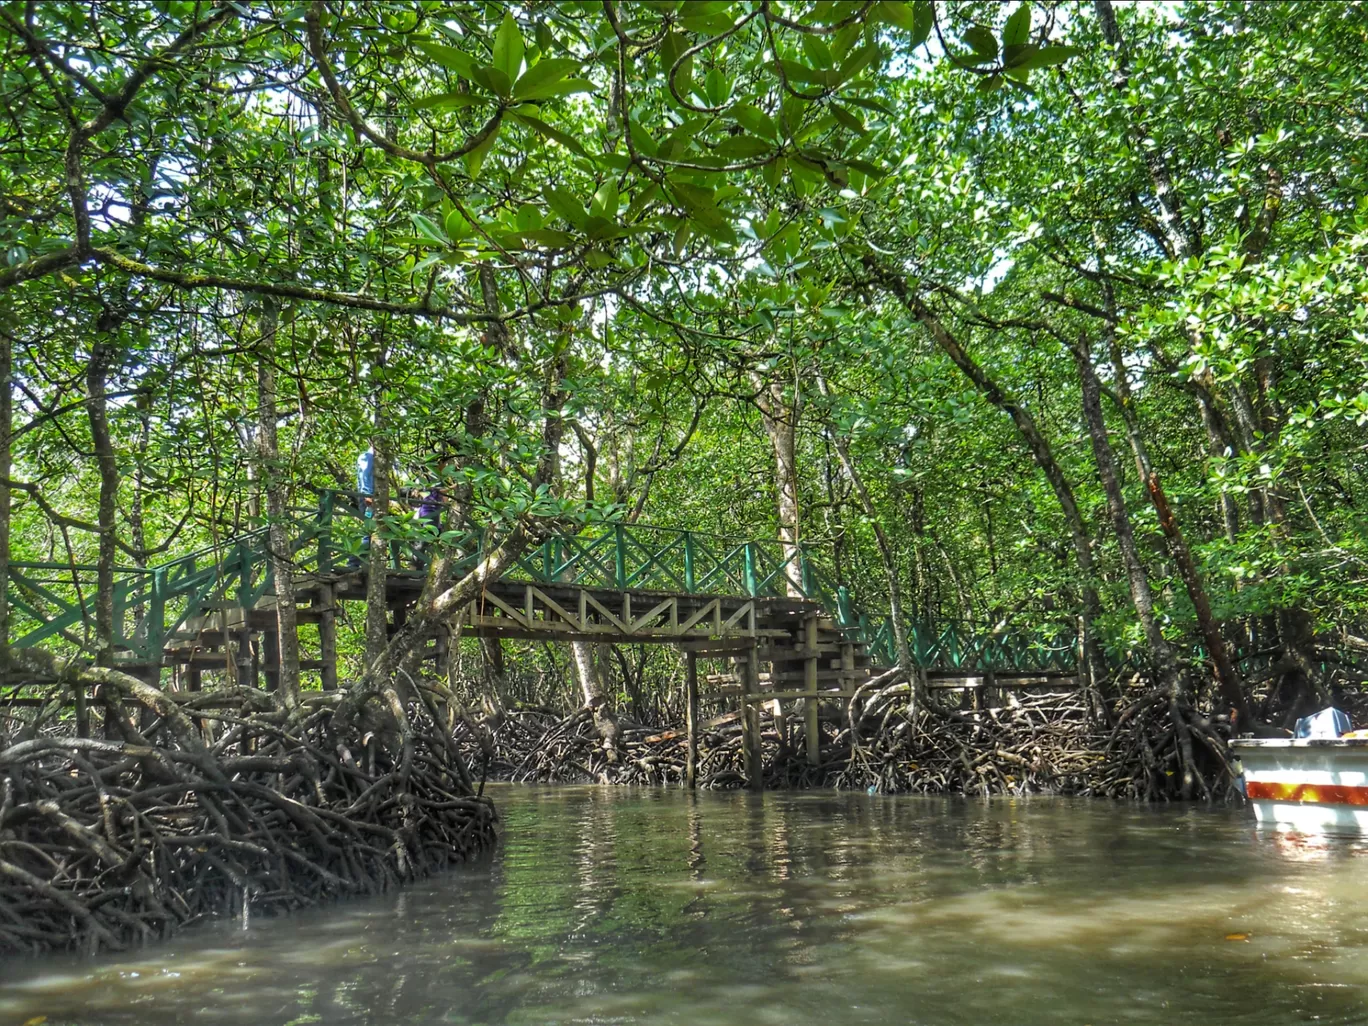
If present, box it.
[2,786,1367,1025]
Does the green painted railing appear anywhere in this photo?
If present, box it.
[5,491,1080,674]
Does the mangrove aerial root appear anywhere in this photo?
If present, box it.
[469,686,1239,801]
[0,685,497,957]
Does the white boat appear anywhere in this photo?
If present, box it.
[1232,737,1368,834]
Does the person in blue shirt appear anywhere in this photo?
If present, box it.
[350,447,376,570]
[356,447,375,511]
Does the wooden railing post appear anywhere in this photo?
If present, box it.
[145,566,167,667]
[683,531,696,593]
[799,545,816,598]
[236,543,253,608]
[743,542,758,597]
[614,524,627,590]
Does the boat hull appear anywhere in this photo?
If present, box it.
[1232,738,1368,835]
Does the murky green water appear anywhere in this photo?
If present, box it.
[3,786,1368,1025]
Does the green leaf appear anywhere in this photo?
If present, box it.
[1016,44,1082,69]
[544,186,588,228]
[1002,4,1031,48]
[512,57,581,98]
[762,157,785,188]
[704,67,731,107]
[837,43,879,85]
[514,78,595,101]
[845,95,896,117]
[492,12,524,82]
[875,0,915,30]
[913,1,933,46]
[732,103,779,140]
[801,33,833,69]
[779,59,824,86]
[469,65,513,98]
[590,179,619,219]
[412,92,484,111]
[672,219,693,256]
[517,228,575,248]
[669,179,732,239]
[515,203,543,231]
[511,111,589,156]
[627,120,659,157]
[414,40,476,78]
[410,213,448,246]
[444,209,471,241]
[830,103,867,135]
[963,25,999,62]
[714,135,772,158]
[464,122,500,178]
[1003,43,1038,68]
[841,155,887,179]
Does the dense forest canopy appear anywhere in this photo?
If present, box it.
[2,0,1366,729]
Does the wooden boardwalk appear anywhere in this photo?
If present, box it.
[4,494,1082,786]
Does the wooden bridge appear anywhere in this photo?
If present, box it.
[5,493,1081,786]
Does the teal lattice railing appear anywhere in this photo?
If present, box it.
[6,491,1079,674]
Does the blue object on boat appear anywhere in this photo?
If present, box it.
[1293,707,1352,739]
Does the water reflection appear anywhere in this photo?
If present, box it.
[2,787,1368,1025]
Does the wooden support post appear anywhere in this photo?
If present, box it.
[743,645,762,790]
[773,698,788,758]
[232,621,254,689]
[685,649,699,789]
[318,582,338,692]
[804,614,820,766]
[262,625,280,692]
[74,681,89,739]
[186,666,202,693]
[245,629,260,689]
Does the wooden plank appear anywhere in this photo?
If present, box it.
[739,689,854,702]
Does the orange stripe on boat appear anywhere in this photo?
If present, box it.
[1245,781,1368,805]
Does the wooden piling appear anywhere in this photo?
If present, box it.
[804,614,820,766]
[685,650,699,789]
[743,645,762,790]
[318,582,337,692]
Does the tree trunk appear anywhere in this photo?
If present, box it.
[85,342,119,667]
[1096,267,1250,725]
[1072,334,1196,797]
[753,369,804,598]
[0,318,10,651]
[366,383,391,668]
[814,372,915,681]
[256,298,300,708]
[874,268,1107,699]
